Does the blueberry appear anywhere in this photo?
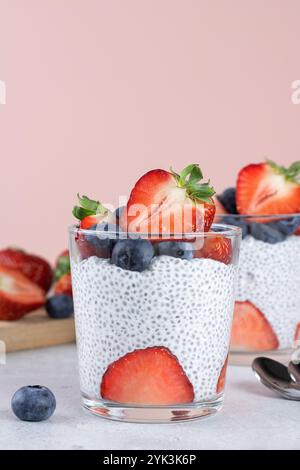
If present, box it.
[46,294,73,319]
[111,239,154,272]
[249,222,286,244]
[217,188,238,214]
[155,241,193,260]
[11,385,56,422]
[221,215,249,238]
[273,217,300,236]
[85,222,121,256]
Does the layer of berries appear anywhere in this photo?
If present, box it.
[215,159,300,243]
[72,164,234,271]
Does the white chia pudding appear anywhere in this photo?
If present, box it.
[236,235,300,349]
[71,256,237,402]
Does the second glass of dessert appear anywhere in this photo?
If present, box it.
[215,159,300,354]
[69,165,241,422]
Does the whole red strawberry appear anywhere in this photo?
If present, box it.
[120,164,216,236]
[53,250,72,296]
[0,248,53,292]
[72,195,116,259]
[54,273,72,297]
[72,194,115,229]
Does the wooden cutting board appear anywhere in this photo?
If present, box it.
[0,308,76,352]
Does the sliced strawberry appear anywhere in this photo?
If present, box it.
[0,248,53,292]
[194,235,232,264]
[231,301,279,351]
[54,273,72,297]
[120,165,215,236]
[295,226,300,236]
[216,355,228,394]
[101,346,194,405]
[0,266,45,321]
[236,160,300,216]
[73,194,115,229]
[295,323,300,342]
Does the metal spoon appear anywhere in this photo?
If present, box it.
[288,361,300,384]
[252,357,300,401]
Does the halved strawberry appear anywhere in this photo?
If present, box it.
[231,301,279,351]
[0,248,53,292]
[73,194,115,229]
[0,266,45,321]
[216,355,228,394]
[194,235,232,264]
[101,346,194,405]
[236,160,300,216]
[54,273,72,297]
[120,165,215,237]
[295,323,300,342]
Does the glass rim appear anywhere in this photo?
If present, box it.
[68,223,242,238]
[219,212,300,220]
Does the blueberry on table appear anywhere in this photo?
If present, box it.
[250,222,286,244]
[111,239,154,272]
[217,188,238,214]
[156,241,193,260]
[46,294,73,319]
[11,385,56,422]
[221,215,249,238]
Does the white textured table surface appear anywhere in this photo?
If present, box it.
[0,344,299,450]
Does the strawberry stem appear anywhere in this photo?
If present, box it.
[72,194,108,220]
[171,164,215,204]
[267,159,300,184]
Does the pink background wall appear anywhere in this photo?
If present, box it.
[1,0,300,261]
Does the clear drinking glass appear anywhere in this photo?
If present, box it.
[69,224,241,423]
[220,213,300,354]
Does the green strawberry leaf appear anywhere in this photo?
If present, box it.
[73,194,108,220]
[267,159,300,184]
[171,164,215,203]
